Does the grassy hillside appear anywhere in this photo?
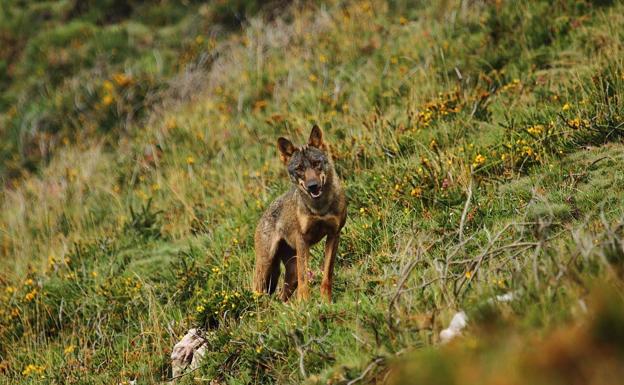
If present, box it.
[1,0,624,384]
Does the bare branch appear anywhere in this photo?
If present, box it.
[459,178,473,242]
[346,357,384,385]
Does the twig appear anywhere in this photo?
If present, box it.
[400,276,446,293]
[297,345,307,378]
[386,240,439,331]
[388,248,421,309]
[459,178,473,242]
[293,330,330,378]
[532,241,543,288]
[164,366,202,384]
[455,224,511,298]
[346,357,384,385]
[448,242,539,264]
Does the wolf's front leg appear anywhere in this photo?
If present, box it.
[295,236,311,301]
[321,233,339,302]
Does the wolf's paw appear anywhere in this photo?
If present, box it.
[320,283,332,303]
[297,286,310,301]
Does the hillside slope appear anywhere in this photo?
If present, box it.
[1,1,624,384]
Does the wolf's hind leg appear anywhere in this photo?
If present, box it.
[253,256,280,294]
[253,238,281,294]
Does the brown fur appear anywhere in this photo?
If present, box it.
[253,125,347,302]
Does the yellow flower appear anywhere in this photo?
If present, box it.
[399,16,408,25]
[151,183,161,192]
[410,187,422,197]
[465,271,472,279]
[24,278,34,286]
[91,271,98,278]
[66,168,78,182]
[64,345,75,355]
[112,73,132,87]
[186,156,195,165]
[527,124,544,135]
[196,305,205,313]
[136,190,148,201]
[103,80,114,92]
[256,346,263,353]
[473,154,486,167]
[318,54,327,63]
[102,94,113,106]
[562,103,571,111]
[567,117,587,129]
[22,364,46,376]
[24,289,37,302]
[308,74,318,82]
[253,99,268,111]
[5,286,15,294]
[166,118,177,130]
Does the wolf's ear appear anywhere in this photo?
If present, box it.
[277,137,296,163]
[308,124,324,149]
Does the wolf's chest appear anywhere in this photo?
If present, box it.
[298,213,340,245]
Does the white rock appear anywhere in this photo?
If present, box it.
[190,344,207,370]
[439,311,468,344]
[487,290,520,305]
[495,292,515,302]
[170,328,206,381]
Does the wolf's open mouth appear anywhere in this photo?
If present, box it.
[310,189,323,199]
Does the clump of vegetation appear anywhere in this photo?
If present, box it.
[0,0,623,384]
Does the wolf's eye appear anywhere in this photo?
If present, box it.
[312,160,322,169]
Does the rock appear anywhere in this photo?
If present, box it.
[495,292,515,302]
[487,290,521,304]
[439,311,468,344]
[170,328,206,382]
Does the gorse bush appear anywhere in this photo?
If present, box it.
[125,199,163,240]
[0,0,285,181]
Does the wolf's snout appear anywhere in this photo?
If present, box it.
[306,180,321,193]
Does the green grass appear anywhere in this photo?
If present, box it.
[1,0,624,384]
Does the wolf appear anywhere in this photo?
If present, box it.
[253,125,347,302]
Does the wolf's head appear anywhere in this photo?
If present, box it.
[277,125,332,200]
